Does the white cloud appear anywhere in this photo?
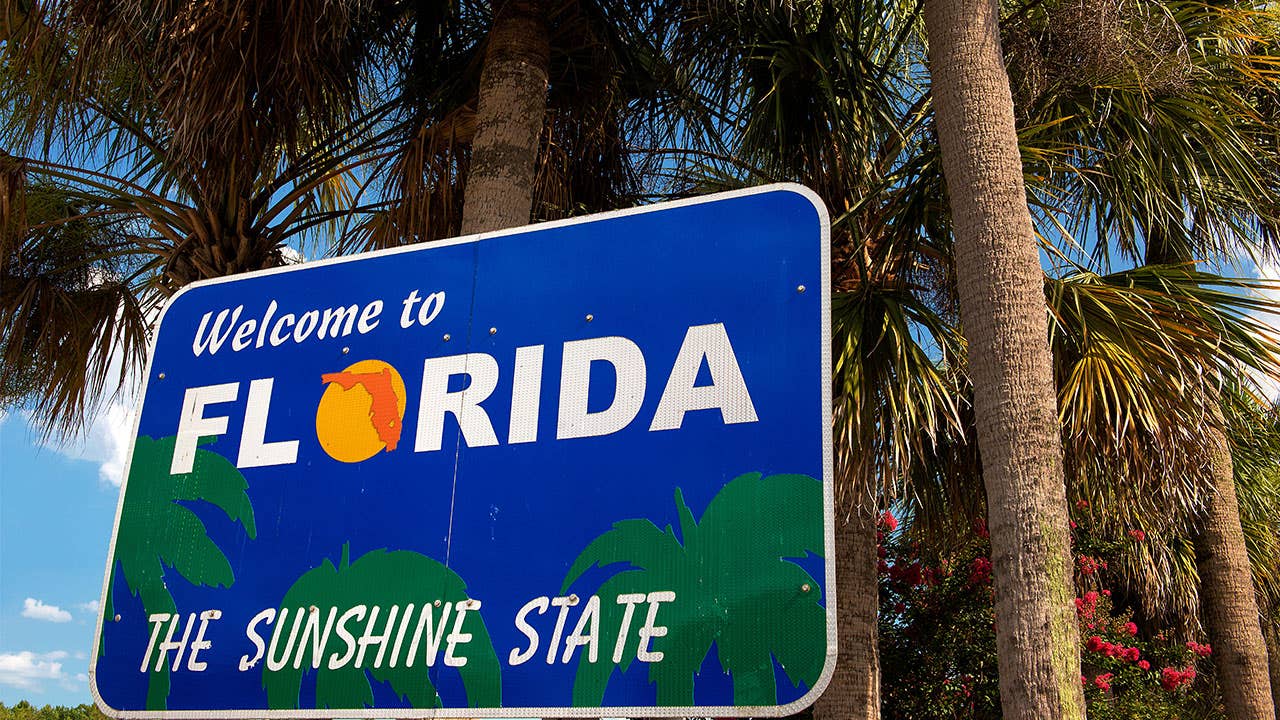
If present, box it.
[1251,259,1280,402]
[35,376,139,487]
[22,598,72,623]
[0,651,68,691]
[77,600,100,615]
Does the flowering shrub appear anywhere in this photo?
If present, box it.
[879,510,1225,719]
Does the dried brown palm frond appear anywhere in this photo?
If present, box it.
[348,105,476,251]
[0,151,26,244]
[0,180,152,432]
[1004,0,1192,115]
[1011,0,1280,270]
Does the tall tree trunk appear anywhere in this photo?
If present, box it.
[461,0,549,235]
[1192,414,1277,720]
[1264,618,1280,718]
[814,506,880,720]
[1143,244,1278,720]
[922,2,1084,719]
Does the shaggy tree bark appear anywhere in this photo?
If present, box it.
[1265,619,1280,717]
[1191,415,1277,720]
[923,1,1084,718]
[461,0,549,235]
[1144,234,1277,720]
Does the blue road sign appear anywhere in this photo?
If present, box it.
[91,184,834,718]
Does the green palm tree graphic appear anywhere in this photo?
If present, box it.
[262,546,502,710]
[106,435,257,710]
[561,472,826,707]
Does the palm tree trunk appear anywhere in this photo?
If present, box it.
[461,0,549,236]
[922,2,1084,719]
[813,507,880,720]
[1143,240,1277,720]
[1265,618,1280,718]
[1192,411,1277,720]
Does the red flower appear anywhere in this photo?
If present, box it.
[1138,660,1151,671]
[1076,499,1089,509]
[1123,621,1138,636]
[1077,555,1101,576]
[1093,673,1113,691]
[881,511,898,532]
[1122,646,1140,662]
[1186,641,1212,657]
[1102,589,1112,597]
[1128,529,1146,542]
[1160,666,1197,691]
[1086,636,1105,652]
[969,557,992,586]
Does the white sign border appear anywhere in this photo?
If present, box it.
[89,183,836,719]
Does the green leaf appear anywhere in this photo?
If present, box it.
[111,435,256,710]
[563,472,826,706]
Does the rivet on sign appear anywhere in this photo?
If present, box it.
[114,614,122,622]
[434,599,442,607]
[342,347,350,355]
[585,314,594,323]
[158,372,165,380]
[443,333,451,342]
[797,285,807,294]
[801,583,812,593]
[568,594,579,605]
[489,327,497,335]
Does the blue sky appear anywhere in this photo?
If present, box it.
[1,404,128,706]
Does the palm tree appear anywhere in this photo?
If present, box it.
[922,1,1085,718]
[262,545,502,710]
[2,0,685,434]
[1004,3,1280,715]
[0,0,405,434]
[105,435,257,710]
[560,472,826,707]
